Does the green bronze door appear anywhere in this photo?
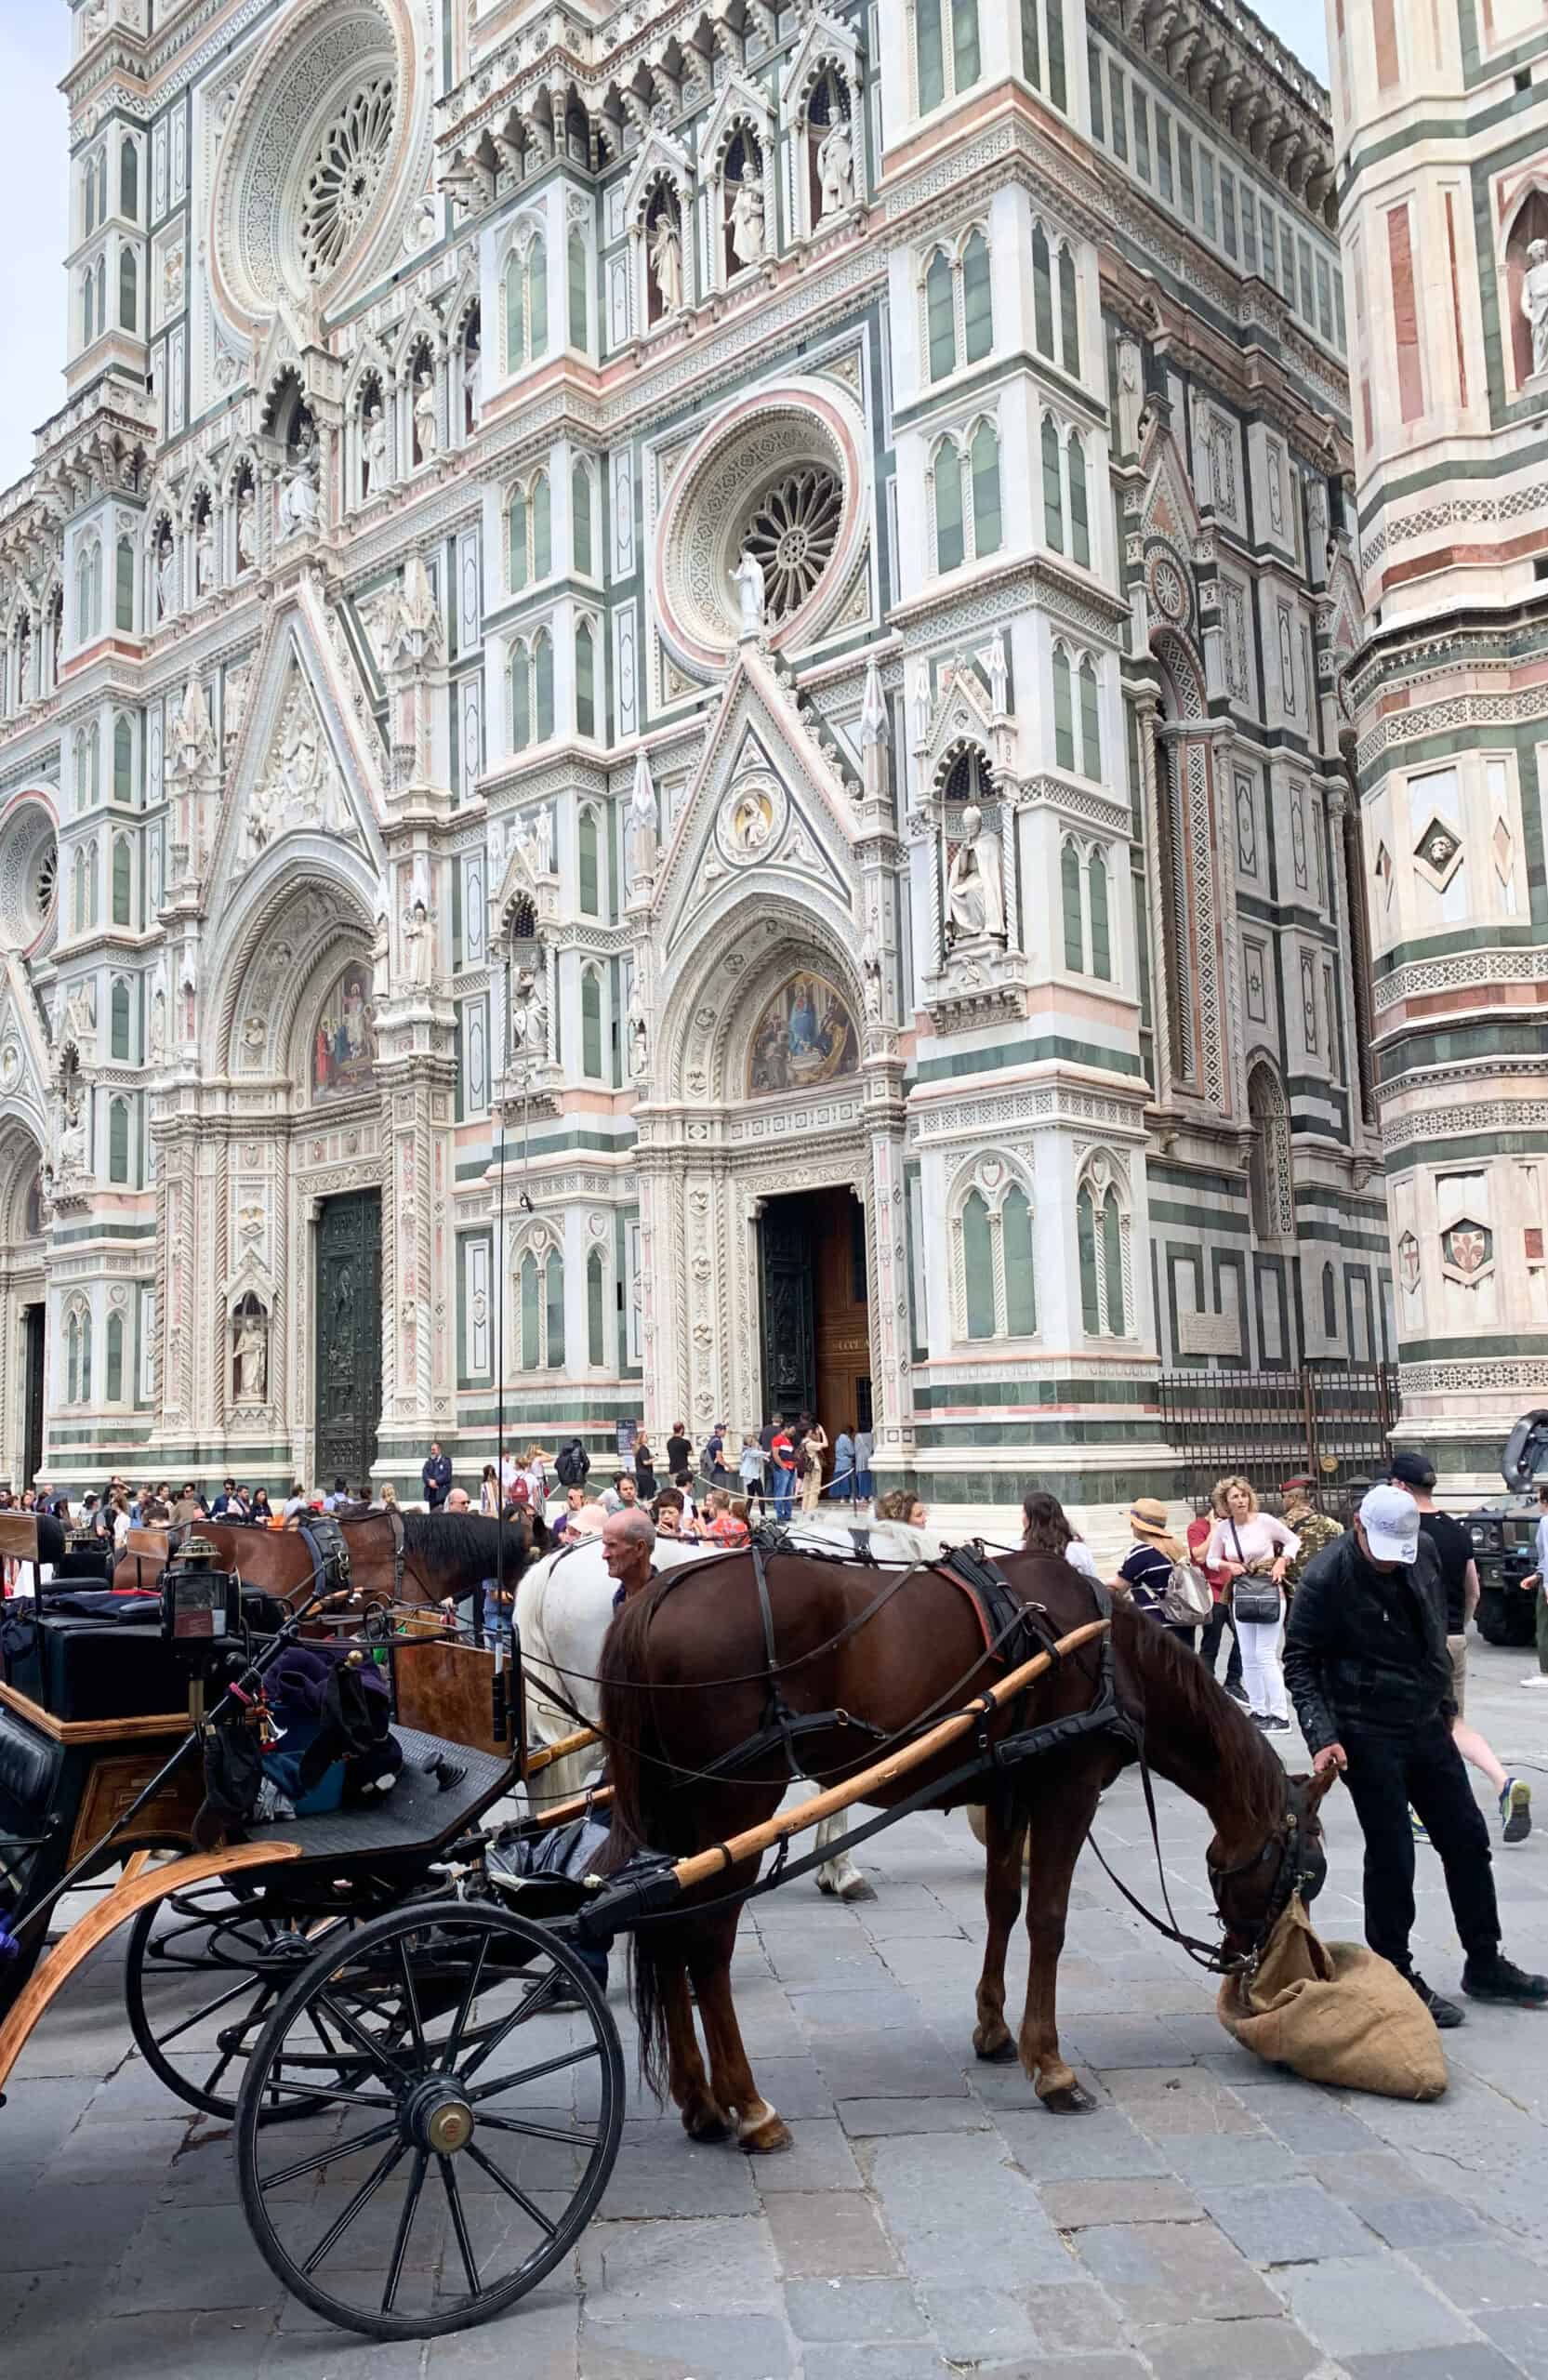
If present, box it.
[314,1191,382,1493]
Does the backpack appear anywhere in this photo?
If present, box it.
[1162,1559,1213,1627]
[556,1443,589,1488]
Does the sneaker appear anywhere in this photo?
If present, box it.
[1225,1682,1249,1705]
[1407,1971,1465,2029]
[1247,1711,1271,1729]
[1462,1955,1548,2007]
[1409,1806,1430,1844]
[1518,1674,1548,1688]
[1263,1713,1292,1735]
[1501,1778,1533,1844]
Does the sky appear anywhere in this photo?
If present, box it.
[0,0,1331,496]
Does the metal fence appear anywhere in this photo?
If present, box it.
[1158,1366,1400,1516]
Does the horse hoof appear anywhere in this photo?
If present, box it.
[1039,2082,1094,2114]
[837,1875,877,1903]
[683,2107,733,2142]
[738,2114,793,2153]
[973,2034,1018,2064]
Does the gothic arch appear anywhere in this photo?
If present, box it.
[204,844,378,1079]
[0,1119,44,1247]
[658,886,867,1105]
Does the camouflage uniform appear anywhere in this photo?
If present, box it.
[1284,1505,1343,1588]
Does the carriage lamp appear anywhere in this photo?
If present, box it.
[162,1536,243,1723]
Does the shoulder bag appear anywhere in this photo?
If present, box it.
[1228,1518,1282,1626]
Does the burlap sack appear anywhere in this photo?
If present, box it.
[1217,1895,1447,2100]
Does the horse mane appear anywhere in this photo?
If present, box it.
[400,1507,542,1578]
[1122,1605,1286,1833]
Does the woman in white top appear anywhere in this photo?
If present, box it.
[1021,1490,1104,1584]
[1203,1476,1299,1733]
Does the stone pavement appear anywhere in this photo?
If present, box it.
[4,1636,1548,2380]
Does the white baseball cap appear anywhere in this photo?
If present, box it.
[1358,1484,1420,1565]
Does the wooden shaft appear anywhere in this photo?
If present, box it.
[672,1618,1111,1891]
[524,1726,600,1778]
[523,1781,615,1829]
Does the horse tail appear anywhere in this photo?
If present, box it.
[597,1587,672,2102]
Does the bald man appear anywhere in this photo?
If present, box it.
[602,1509,656,1607]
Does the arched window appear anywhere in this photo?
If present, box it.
[933,438,964,573]
[568,229,589,350]
[926,249,955,381]
[587,1246,606,1367]
[95,256,107,342]
[1020,0,1066,105]
[1248,1060,1294,1241]
[113,713,133,804]
[580,965,603,1078]
[119,245,138,332]
[508,484,529,592]
[106,1310,124,1403]
[576,620,596,738]
[545,1248,565,1370]
[961,1189,995,1339]
[82,267,96,348]
[578,806,601,914]
[85,156,99,238]
[109,1097,129,1183]
[510,471,551,590]
[1032,226,1054,358]
[1102,1184,1125,1334]
[121,137,139,222]
[76,545,97,643]
[510,642,531,751]
[525,233,549,358]
[916,0,945,108]
[1077,1164,1127,1336]
[1069,436,1091,566]
[111,977,130,1060]
[1087,849,1111,980]
[533,472,552,577]
[1003,1184,1036,1334]
[115,538,135,631]
[1061,840,1083,970]
[1078,656,1102,781]
[1041,416,1064,551]
[503,250,523,373]
[520,1250,540,1370]
[1321,1261,1338,1341]
[915,0,980,110]
[72,846,87,932]
[970,422,1001,556]
[1058,245,1081,376]
[112,835,131,925]
[962,230,992,363]
[1052,648,1075,771]
[572,460,592,575]
[805,68,855,230]
[534,631,554,742]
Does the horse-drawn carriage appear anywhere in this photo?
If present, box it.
[0,1509,1327,2341]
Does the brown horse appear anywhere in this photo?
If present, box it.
[600,1546,1330,2150]
[111,1508,548,1614]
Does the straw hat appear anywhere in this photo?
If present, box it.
[1128,1498,1172,1540]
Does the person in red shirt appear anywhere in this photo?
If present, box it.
[1190,1509,1246,1701]
[769,1422,797,1522]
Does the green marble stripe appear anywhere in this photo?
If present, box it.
[1398,1334,1548,1359]
[911,1036,1144,1084]
[911,1377,1158,1409]
[1386,1130,1548,1173]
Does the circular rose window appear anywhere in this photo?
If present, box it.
[0,800,59,955]
[298,75,397,280]
[655,383,868,668]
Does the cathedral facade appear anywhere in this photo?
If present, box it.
[0,0,1383,1506]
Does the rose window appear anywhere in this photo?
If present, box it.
[740,467,842,620]
[298,75,397,281]
[0,804,59,953]
[33,841,58,920]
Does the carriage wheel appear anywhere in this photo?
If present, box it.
[125,1881,362,2121]
[235,1901,624,2340]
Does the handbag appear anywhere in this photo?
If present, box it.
[1228,1519,1282,1626]
[1161,1559,1213,1626]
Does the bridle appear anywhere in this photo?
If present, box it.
[1091,1759,1327,1979]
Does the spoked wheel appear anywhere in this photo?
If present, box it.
[235,1902,624,2340]
[126,1880,363,2121]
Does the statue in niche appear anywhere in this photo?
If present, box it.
[463,338,480,434]
[649,209,682,314]
[194,511,216,596]
[1116,337,1144,456]
[64,981,97,1055]
[362,403,390,499]
[986,630,1008,718]
[149,986,166,1064]
[413,371,438,465]
[729,175,765,270]
[372,909,390,1000]
[509,962,548,1060]
[732,545,766,637]
[946,804,1005,942]
[401,895,433,990]
[235,481,257,572]
[1523,239,1548,380]
[818,121,853,218]
[628,751,657,880]
[57,1091,87,1180]
[279,417,320,539]
[153,528,175,621]
[232,1302,269,1403]
[533,805,554,876]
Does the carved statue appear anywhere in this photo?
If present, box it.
[57,1092,86,1180]
[987,630,1009,719]
[64,981,97,1053]
[649,211,682,313]
[154,532,176,621]
[509,962,548,1059]
[1115,337,1144,456]
[232,1306,268,1403]
[463,342,480,433]
[732,545,766,637]
[628,996,649,1076]
[729,178,766,270]
[818,122,853,218]
[401,896,433,991]
[371,908,390,1000]
[235,482,257,572]
[946,803,1005,942]
[860,927,882,1014]
[279,420,320,539]
[362,403,390,498]
[1524,238,1548,380]
[413,372,438,464]
[163,246,184,317]
[148,986,166,1064]
[628,750,658,880]
[911,663,931,751]
[534,806,554,876]
[194,514,216,597]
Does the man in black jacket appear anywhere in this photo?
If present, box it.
[1285,1485,1548,2029]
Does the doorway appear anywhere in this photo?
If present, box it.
[759,1186,872,1445]
[22,1303,45,1489]
[313,1190,382,1492]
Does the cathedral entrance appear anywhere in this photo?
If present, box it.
[21,1304,45,1491]
[759,1186,872,1443]
[313,1190,382,1493]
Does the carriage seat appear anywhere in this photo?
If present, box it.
[241,1726,512,1866]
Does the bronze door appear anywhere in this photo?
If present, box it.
[760,1201,816,1425]
[314,1191,382,1492]
[22,1304,45,1488]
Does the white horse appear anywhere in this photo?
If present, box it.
[512,1517,939,1899]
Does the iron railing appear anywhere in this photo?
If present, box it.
[1158,1365,1400,1516]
